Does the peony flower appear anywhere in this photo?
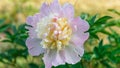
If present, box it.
[26,0,89,68]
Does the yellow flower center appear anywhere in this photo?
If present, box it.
[36,14,72,50]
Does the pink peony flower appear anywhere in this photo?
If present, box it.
[26,0,89,68]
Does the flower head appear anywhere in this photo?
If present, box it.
[26,0,89,68]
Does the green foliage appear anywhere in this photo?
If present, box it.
[108,9,120,16]
[2,24,28,46]
[0,19,11,32]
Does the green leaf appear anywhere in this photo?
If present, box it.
[93,40,104,59]
[29,63,39,68]
[111,48,120,55]
[94,16,112,26]
[108,9,120,15]
[71,62,83,68]
[88,14,97,26]
[93,47,100,58]
[90,33,99,39]
[0,19,5,24]
[101,60,112,68]
[98,40,103,48]
[83,52,92,61]
[18,24,26,31]
[2,40,12,42]
[100,30,111,35]
[80,13,89,20]
[11,25,17,34]
[4,31,13,39]
[0,24,10,32]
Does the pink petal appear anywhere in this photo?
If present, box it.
[27,27,37,38]
[43,50,56,68]
[43,49,65,68]
[70,17,89,46]
[26,13,42,38]
[26,38,45,56]
[62,3,74,20]
[26,16,34,26]
[52,50,65,66]
[70,17,89,33]
[50,0,61,13]
[71,32,89,46]
[40,3,51,16]
[26,25,37,38]
[74,46,84,57]
[40,0,61,16]
[70,43,84,57]
[64,46,81,64]
[26,13,42,27]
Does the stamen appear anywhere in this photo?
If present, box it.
[37,14,72,50]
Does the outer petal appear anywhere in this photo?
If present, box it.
[63,46,81,64]
[26,13,42,38]
[62,3,74,20]
[40,0,61,16]
[70,42,84,57]
[43,50,56,68]
[43,49,65,68]
[26,37,45,56]
[26,27,37,38]
[50,0,61,13]
[26,13,42,27]
[52,50,65,66]
[40,3,51,16]
[71,33,89,46]
[74,45,84,57]
[26,16,33,26]
[70,17,89,45]
[70,17,89,32]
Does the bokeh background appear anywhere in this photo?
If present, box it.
[0,0,120,68]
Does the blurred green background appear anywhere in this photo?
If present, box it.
[0,0,120,68]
